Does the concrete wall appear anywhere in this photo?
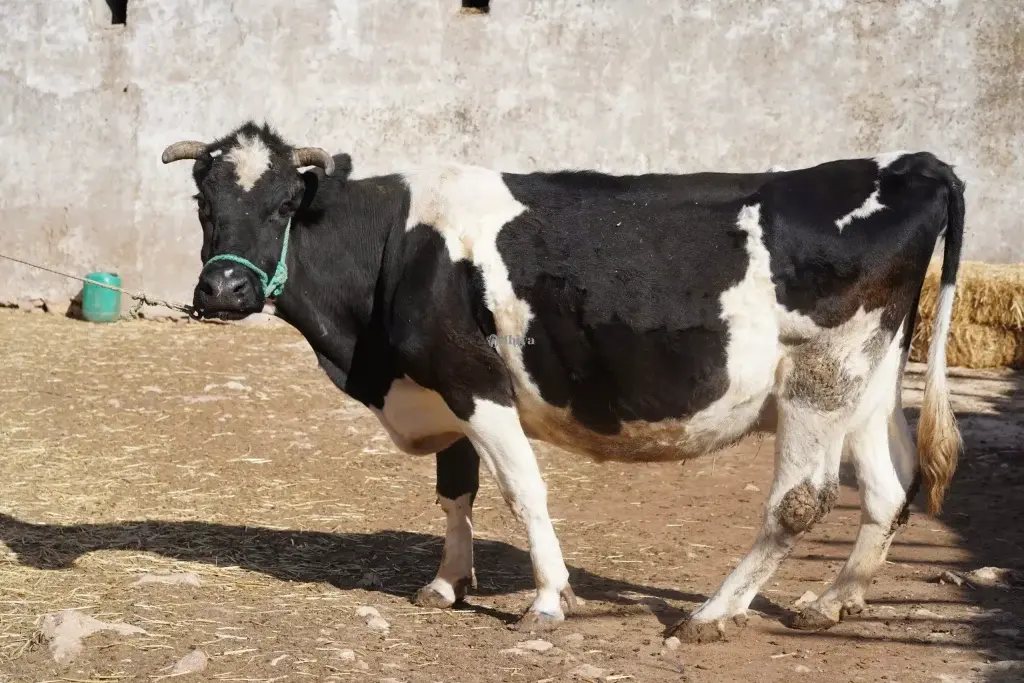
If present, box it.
[1,0,1021,306]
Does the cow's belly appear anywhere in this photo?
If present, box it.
[516,384,776,463]
[371,377,464,455]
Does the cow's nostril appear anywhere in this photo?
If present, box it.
[198,279,215,297]
[230,279,247,296]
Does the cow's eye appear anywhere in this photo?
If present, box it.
[277,200,294,217]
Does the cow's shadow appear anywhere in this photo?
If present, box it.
[0,514,785,628]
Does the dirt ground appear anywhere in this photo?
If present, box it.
[1,309,1022,683]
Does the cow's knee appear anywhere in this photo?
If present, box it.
[776,478,839,534]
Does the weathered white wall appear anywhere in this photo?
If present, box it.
[1,0,1021,305]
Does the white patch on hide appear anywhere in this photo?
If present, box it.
[873,150,908,170]
[402,165,539,397]
[371,376,462,455]
[835,184,885,231]
[684,203,781,448]
[227,133,272,191]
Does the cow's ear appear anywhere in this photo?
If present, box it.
[299,170,321,210]
[332,153,353,181]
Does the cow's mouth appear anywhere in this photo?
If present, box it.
[191,303,263,321]
[199,308,255,321]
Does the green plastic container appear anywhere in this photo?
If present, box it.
[82,271,122,322]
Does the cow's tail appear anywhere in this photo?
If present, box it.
[908,156,966,516]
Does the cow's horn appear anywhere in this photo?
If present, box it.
[161,141,207,164]
[292,147,335,176]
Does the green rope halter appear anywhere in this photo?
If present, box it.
[206,218,291,298]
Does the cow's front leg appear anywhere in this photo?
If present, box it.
[463,398,575,631]
[415,438,480,608]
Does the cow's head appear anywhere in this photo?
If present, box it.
[161,122,343,319]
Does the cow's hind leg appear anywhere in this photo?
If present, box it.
[463,398,575,631]
[667,400,844,643]
[415,438,480,608]
[790,405,917,630]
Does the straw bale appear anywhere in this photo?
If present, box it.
[917,261,1024,331]
[910,319,1024,369]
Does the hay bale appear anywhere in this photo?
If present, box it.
[911,320,1024,369]
[918,261,1024,331]
[910,260,1024,369]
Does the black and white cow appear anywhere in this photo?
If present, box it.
[161,122,964,642]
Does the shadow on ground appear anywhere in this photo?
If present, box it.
[906,366,1024,682]
[0,514,761,630]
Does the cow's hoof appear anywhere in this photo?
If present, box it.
[413,576,472,609]
[560,585,579,613]
[665,613,749,644]
[413,585,455,609]
[786,604,840,631]
[513,609,565,633]
[840,598,866,618]
[511,586,576,632]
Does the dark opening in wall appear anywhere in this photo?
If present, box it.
[461,0,489,14]
[106,0,127,25]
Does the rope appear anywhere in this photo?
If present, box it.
[0,252,195,321]
[206,217,291,298]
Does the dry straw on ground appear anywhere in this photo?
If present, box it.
[911,261,1024,369]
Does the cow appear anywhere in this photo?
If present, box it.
[160,122,964,643]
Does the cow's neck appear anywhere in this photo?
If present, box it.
[272,176,402,404]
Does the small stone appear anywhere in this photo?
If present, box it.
[966,566,1023,588]
[131,572,202,588]
[794,664,811,673]
[794,590,818,608]
[570,663,608,681]
[518,639,553,653]
[171,649,208,676]
[664,636,681,650]
[40,609,146,664]
[911,608,943,620]
[358,572,383,589]
[744,483,761,492]
[355,660,370,671]
[336,649,357,662]
[934,570,965,587]
[222,380,249,391]
[983,661,1024,674]
[366,616,389,632]
[357,606,389,633]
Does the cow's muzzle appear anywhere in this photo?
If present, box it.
[193,262,264,320]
